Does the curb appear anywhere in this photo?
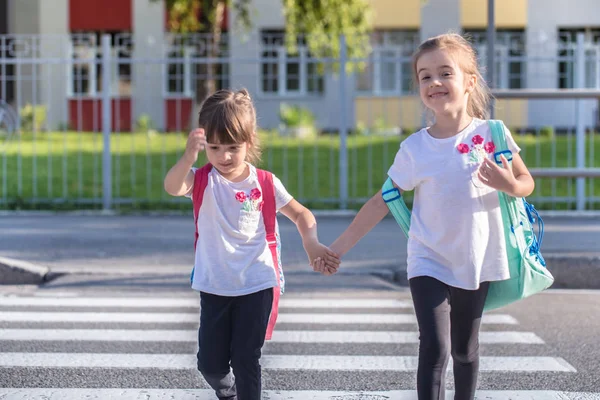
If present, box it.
[0,256,52,285]
[1,255,599,289]
[381,255,600,290]
[2,209,600,218]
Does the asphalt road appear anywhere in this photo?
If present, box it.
[0,273,598,398]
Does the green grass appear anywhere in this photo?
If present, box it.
[1,130,599,211]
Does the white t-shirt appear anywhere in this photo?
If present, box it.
[188,163,293,296]
[387,118,521,290]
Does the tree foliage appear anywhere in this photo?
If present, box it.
[157,0,372,60]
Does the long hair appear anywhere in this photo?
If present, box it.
[197,88,261,164]
[412,33,492,120]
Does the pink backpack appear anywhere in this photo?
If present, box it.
[191,163,283,340]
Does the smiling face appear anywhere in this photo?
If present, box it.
[415,48,476,118]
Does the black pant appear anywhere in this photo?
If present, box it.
[197,288,273,400]
[409,276,490,400]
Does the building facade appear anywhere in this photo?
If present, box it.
[0,0,599,132]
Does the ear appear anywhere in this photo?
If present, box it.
[466,73,477,93]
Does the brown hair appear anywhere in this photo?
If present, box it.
[198,88,261,164]
[412,32,492,120]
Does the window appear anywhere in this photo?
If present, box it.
[68,32,132,97]
[465,30,525,89]
[558,28,600,89]
[260,30,324,96]
[356,30,419,95]
[164,33,230,97]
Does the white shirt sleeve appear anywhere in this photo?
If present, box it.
[272,174,294,211]
[387,140,416,191]
[502,122,521,154]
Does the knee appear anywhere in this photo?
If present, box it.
[197,349,226,375]
[230,348,261,372]
[419,333,450,365]
[451,344,479,365]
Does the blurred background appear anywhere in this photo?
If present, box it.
[1,0,599,212]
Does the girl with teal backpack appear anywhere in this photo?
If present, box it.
[314,33,552,400]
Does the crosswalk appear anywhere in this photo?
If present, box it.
[0,292,596,399]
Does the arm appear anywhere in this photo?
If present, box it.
[164,129,206,196]
[329,188,391,257]
[478,153,535,198]
[164,157,195,197]
[279,199,341,271]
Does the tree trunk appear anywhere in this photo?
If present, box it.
[191,0,225,127]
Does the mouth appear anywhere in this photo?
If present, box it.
[429,92,448,98]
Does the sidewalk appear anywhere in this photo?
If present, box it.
[1,213,599,288]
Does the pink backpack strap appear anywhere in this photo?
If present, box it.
[256,168,280,340]
[192,163,213,250]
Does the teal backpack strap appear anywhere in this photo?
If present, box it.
[488,120,512,166]
[487,119,520,237]
[382,177,411,238]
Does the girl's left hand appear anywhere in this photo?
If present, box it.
[477,155,516,193]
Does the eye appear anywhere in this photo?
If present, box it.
[209,146,219,151]
[420,76,430,81]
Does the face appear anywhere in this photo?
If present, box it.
[205,139,249,178]
[415,48,476,117]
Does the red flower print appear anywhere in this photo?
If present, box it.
[235,191,247,203]
[484,141,496,154]
[472,135,484,145]
[250,188,262,200]
[457,143,470,154]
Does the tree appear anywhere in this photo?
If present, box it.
[155,0,372,104]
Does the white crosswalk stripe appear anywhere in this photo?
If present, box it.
[0,389,596,399]
[0,293,592,399]
[0,328,545,344]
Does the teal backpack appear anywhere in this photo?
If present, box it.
[382,120,554,312]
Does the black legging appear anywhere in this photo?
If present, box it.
[409,276,490,400]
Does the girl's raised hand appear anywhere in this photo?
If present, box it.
[184,129,207,164]
[477,155,516,194]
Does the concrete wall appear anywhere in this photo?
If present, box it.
[39,0,69,130]
[420,0,461,42]
[461,0,526,29]
[132,0,165,130]
[527,0,600,128]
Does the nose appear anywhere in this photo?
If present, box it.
[429,79,441,88]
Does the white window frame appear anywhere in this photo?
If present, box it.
[162,46,194,98]
[66,41,120,98]
[475,44,513,89]
[67,42,97,97]
[260,44,321,97]
[585,43,600,88]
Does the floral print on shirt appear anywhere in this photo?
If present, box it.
[235,188,263,211]
[457,134,495,164]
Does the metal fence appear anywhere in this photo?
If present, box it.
[0,31,599,211]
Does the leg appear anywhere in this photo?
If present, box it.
[449,281,490,400]
[197,292,237,400]
[409,276,452,400]
[230,288,273,400]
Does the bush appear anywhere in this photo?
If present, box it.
[539,125,555,139]
[19,104,47,131]
[279,103,317,138]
